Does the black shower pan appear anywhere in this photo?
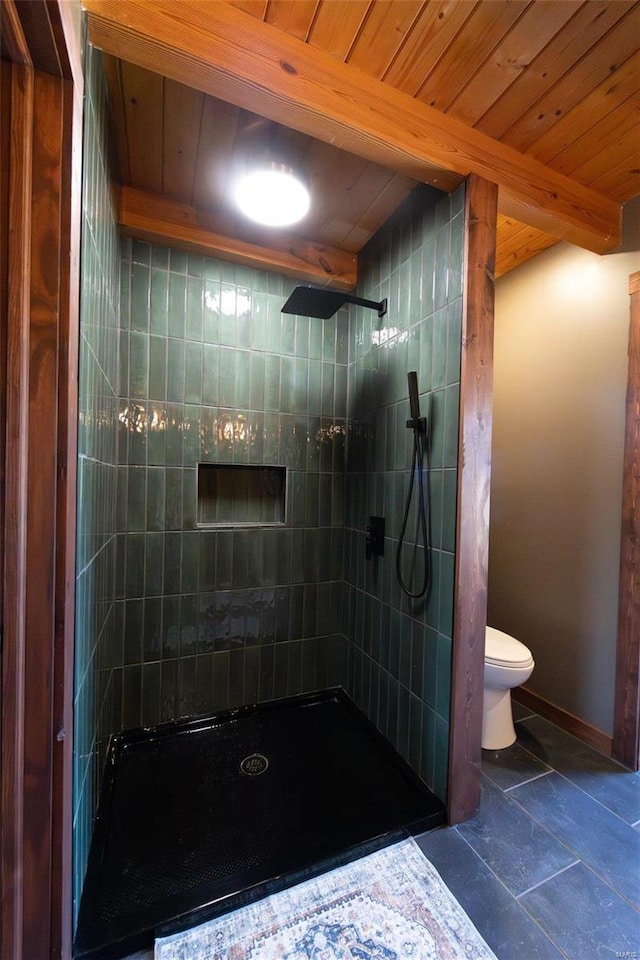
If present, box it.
[74,687,445,960]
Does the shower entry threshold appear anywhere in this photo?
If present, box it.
[74,688,446,960]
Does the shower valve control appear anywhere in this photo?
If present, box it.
[366,516,385,560]
[406,416,427,433]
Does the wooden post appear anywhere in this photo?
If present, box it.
[612,271,640,771]
[0,3,81,956]
[1,51,33,960]
[447,174,498,824]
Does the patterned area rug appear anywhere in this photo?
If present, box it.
[155,837,497,960]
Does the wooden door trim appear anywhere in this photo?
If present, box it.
[1,2,81,957]
[0,0,32,65]
[51,67,82,959]
[1,53,33,960]
[448,174,498,823]
[612,270,640,770]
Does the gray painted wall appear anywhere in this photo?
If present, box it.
[488,198,640,736]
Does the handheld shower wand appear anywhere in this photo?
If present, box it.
[407,371,425,430]
[396,372,431,599]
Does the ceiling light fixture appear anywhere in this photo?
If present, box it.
[233,160,310,228]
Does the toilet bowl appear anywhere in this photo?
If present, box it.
[482,626,534,750]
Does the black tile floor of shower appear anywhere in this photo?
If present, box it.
[74,688,445,960]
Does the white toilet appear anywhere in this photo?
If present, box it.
[482,626,535,750]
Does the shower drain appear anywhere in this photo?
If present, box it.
[240,753,269,777]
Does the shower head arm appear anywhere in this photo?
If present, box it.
[346,295,387,319]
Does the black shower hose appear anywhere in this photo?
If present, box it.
[395,423,431,599]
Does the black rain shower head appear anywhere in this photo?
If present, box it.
[281,285,387,320]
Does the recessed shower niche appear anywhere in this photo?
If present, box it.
[196,463,287,526]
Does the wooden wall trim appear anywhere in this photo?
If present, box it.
[0,65,8,624]
[51,73,82,959]
[22,68,65,960]
[1,5,81,958]
[612,270,640,770]
[514,687,613,759]
[448,174,498,825]
[1,57,34,960]
[50,0,84,88]
[13,0,62,76]
[0,0,32,65]
[10,0,82,82]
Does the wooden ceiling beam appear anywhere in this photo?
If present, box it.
[84,0,622,255]
[119,186,357,289]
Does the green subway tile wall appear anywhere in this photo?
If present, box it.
[115,242,349,731]
[344,183,465,802]
[74,44,122,921]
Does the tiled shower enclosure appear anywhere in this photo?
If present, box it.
[74,46,465,922]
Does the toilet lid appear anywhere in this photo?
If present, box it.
[485,626,534,668]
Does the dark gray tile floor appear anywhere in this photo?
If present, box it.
[417,703,640,960]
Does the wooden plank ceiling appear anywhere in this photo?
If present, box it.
[93,0,639,284]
